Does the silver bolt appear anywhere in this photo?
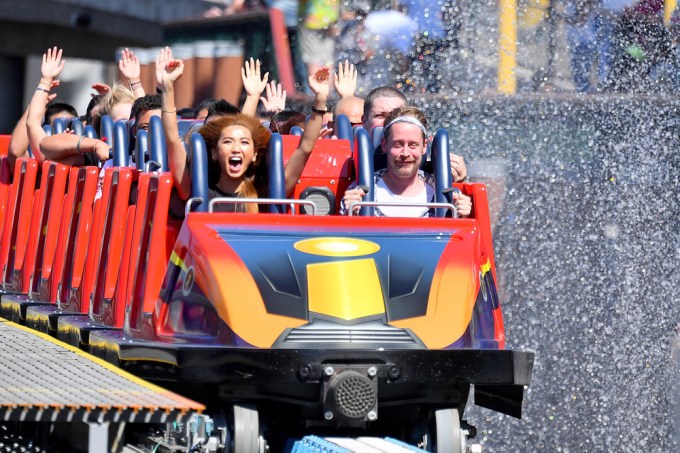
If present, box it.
[367,366,377,377]
[324,366,334,376]
[367,411,377,421]
[324,411,334,420]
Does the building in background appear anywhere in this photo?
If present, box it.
[0,0,237,132]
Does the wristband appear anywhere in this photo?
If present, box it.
[130,81,141,86]
[76,135,85,153]
[36,87,50,94]
[311,107,327,115]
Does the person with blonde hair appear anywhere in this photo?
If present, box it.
[90,82,136,133]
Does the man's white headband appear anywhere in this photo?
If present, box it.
[383,116,427,136]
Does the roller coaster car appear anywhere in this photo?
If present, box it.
[89,126,533,450]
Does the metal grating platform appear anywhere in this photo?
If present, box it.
[0,318,204,424]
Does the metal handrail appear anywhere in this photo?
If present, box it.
[204,197,318,215]
[348,201,458,218]
[144,160,162,174]
[185,197,204,216]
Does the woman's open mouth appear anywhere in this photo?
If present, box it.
[228,156,243,173]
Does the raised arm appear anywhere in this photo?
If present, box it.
[119,48,145,99]
[283,68,330,196]
[7,91,58,171]
[26,47,65,163]
[157,47,191,199]
[241,58,268,116]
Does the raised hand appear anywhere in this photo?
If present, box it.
[41,47,65,81]
[118,48,141,83]
[260,81,286,113]
[334,60,357,98]
[91,82,111,95]
[163,59,184,87]
[242,58,269,97]
[28,47,65,164]
[308,67,331,99]
[155,47,173,89]
[155,47,184,89]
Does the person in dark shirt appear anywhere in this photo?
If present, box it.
[157,47,330,213]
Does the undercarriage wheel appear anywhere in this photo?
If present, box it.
[232,404,267,453]
[434,408,467,453]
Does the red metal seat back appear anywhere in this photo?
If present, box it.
[22,161,70,298]
[0,159,38,291]
[455,182,496,277]
[0,156,12,234]
[122,173,173,335]
[0,135,10,157]
[62,167,131,316]
[102,202,137,327]
[87,168,134,324]
[281,135,354,214]
[47,167,98,305]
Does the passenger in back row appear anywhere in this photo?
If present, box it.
[157,47,330,213]
[341,106,472,218]
[362,86,468,183]
[130,94,162,133]
[37,94,163,169]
